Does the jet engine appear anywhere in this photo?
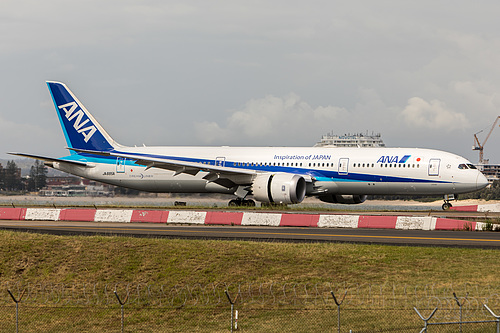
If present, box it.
[318,194,367,204]
[252,173,306,204]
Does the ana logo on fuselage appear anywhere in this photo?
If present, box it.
[377,155,411,164]
[58,102,97,143]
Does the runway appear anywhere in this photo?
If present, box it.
[1,220,500,248]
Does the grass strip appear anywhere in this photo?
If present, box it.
[0,230,498,286]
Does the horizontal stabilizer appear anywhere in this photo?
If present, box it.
[8,152,91,167]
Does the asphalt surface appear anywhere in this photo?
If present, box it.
[1,220,500,248]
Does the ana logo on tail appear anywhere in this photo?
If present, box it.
[58,102,97,143]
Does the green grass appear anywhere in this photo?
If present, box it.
[0,229,498,286]
[1,230,499,332]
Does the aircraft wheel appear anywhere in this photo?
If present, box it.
[243,199,256,207]
[442,202,452,210]
[229,199,255,207]
[228,199,241,207]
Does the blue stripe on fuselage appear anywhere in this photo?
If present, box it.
[64,150,449,185]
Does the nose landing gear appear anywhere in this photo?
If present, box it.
[442,202,453,210]
[442,194,457,210]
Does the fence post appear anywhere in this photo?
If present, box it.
[484,304,500,333]
[331,290,347,333]
[114,289,129,333]
[225,290,239,332]
[414,307,438,333]
[453,292,468,333]
[7,288,26,333]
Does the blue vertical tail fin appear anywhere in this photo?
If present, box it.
[47,81,118,152]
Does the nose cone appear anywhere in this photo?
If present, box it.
[476,172,489,190]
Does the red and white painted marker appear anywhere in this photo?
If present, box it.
[0,207,487,231]
[451,203,500,212]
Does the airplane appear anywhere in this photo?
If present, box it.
[10,81,489,210]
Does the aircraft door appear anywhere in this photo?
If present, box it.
[116,157,126,173]
[428,158,440,176]
[215,157,226,167]
[338,158,349,175]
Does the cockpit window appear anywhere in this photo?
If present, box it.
[458,163,478,170]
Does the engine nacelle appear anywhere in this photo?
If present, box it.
[252,173,306,204]
[318,194,367,205]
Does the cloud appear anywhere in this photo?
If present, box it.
[451,81,500,115]
[195,93,348,145]
[0,114,62,157]
[2,0,500,163]
[400,97,469,131]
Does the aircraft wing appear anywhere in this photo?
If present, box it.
[69,148,260,188]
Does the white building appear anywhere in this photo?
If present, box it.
[314,132,386,148]
[477,163,500,183]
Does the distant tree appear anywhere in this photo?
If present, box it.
[27,166,35,191]
[461,180,500,201]
[0,165,4,190]
[4,160,22,191]
[35,160,47,190]
[370,180,500,202]
[27,160,47,191]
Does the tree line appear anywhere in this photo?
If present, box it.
[370,180,500,202]
[0,160,47,192]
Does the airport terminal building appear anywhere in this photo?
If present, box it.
[314,132,386,148]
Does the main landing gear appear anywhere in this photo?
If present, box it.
[442,194,456,210]
[228,198,256,207]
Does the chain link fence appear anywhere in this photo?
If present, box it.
[1,282,500,332]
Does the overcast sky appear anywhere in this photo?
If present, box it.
[2,1,500,163]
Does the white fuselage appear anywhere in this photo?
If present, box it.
[54,146,487,197]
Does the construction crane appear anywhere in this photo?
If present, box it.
[473,116,500,165]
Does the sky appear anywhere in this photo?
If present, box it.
[2,1,500,163]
